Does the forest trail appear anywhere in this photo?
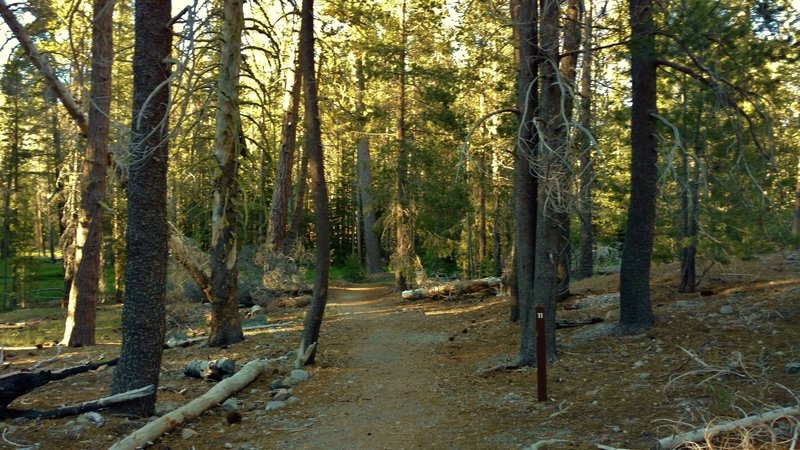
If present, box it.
[2,254,799,449]
[276,285,497,449]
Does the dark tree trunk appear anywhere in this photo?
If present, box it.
[577,0,595,280]
[357,138,382,274]
[492,192,502,278]
[794,160,800,242]
[531,0,563,363]
[299,0,331,365]
[619,0,657,335]
[355,59,382,274]
[394,0,415,292]
[267,36,302,253]
[110,0,172,416]
[288,140,310,247]
[208,0,245,348]
[62,0,114,347]
[111,184,125,303]
[514,0,539,365]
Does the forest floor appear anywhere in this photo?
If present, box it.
[0,253,799,449]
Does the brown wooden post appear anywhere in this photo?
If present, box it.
[535,304,547,401]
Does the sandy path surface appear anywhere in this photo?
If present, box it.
[276,286,475,449]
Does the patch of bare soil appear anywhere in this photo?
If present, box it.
[1,253,799,449]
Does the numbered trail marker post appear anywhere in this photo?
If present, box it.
[535,304,547,402]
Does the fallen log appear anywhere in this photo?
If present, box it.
[654,405,800,449]
[7,385,154,419]
[401,276,503,300]
[109,358,270,450]
[184,358,236,381]
[0,358,119,418]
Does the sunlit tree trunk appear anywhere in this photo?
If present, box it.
[208,0,245,347]
[299,0,331,365]
[619,0,656,334]
[62,0,114,347]
[266,28,302,253]
[111,0,172,416]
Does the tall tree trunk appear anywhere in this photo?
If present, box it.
[514,0,539,364]
[619,0,657,335]
[288,143,310,247]
[111,184,126,303]
[110,0,172,416]
[266,31,302,253]
[679,99,704,293]
[577,0,595,279]
[354,58,382,274]
[393,0,415,292]
[299,0,331,365]
[794,158,800,243]
[531,0,564,363]
[62,0,113,347]
[357,138,382,274]
[208,0,245,348]
[551,0,583,300]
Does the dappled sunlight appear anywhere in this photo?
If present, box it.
[422,298,507,316]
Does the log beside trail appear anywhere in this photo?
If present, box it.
[109,358,271,450]
[401,276,503,300]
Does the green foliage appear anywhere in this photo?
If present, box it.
[331,254,366,283]
[0,257,63,310]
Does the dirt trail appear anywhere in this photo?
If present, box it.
[277,286,476,449]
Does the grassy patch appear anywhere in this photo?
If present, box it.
[0,305,122,347]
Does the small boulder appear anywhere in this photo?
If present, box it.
[786,362,800,374]
[290,369,309,383]
[265,401,286,411]
[181,428,198,440]
[719,305,734,314]
[221,398,240,412]
[272,388,291,401]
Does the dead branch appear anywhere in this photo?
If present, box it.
[109,359,270,450]
[27,346,62,371]
[654,406,800,450]
[0,358,119,418]
[7,385,155,420]
[168,222,213,303]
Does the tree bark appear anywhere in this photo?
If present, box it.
[298,0,331,366]
[266,30,302,253]
[531,0,564,363]
[111,184,126,303]
[288,140,310,246]
[110,0,172,416]
[514,0,539,365]
[62,0,114,347]
[393,0,415,292]
[577,0,595,280]
[355,59,382,274]
[794,158,800,243]
[208,0,246,348]
[619,0,657,334]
